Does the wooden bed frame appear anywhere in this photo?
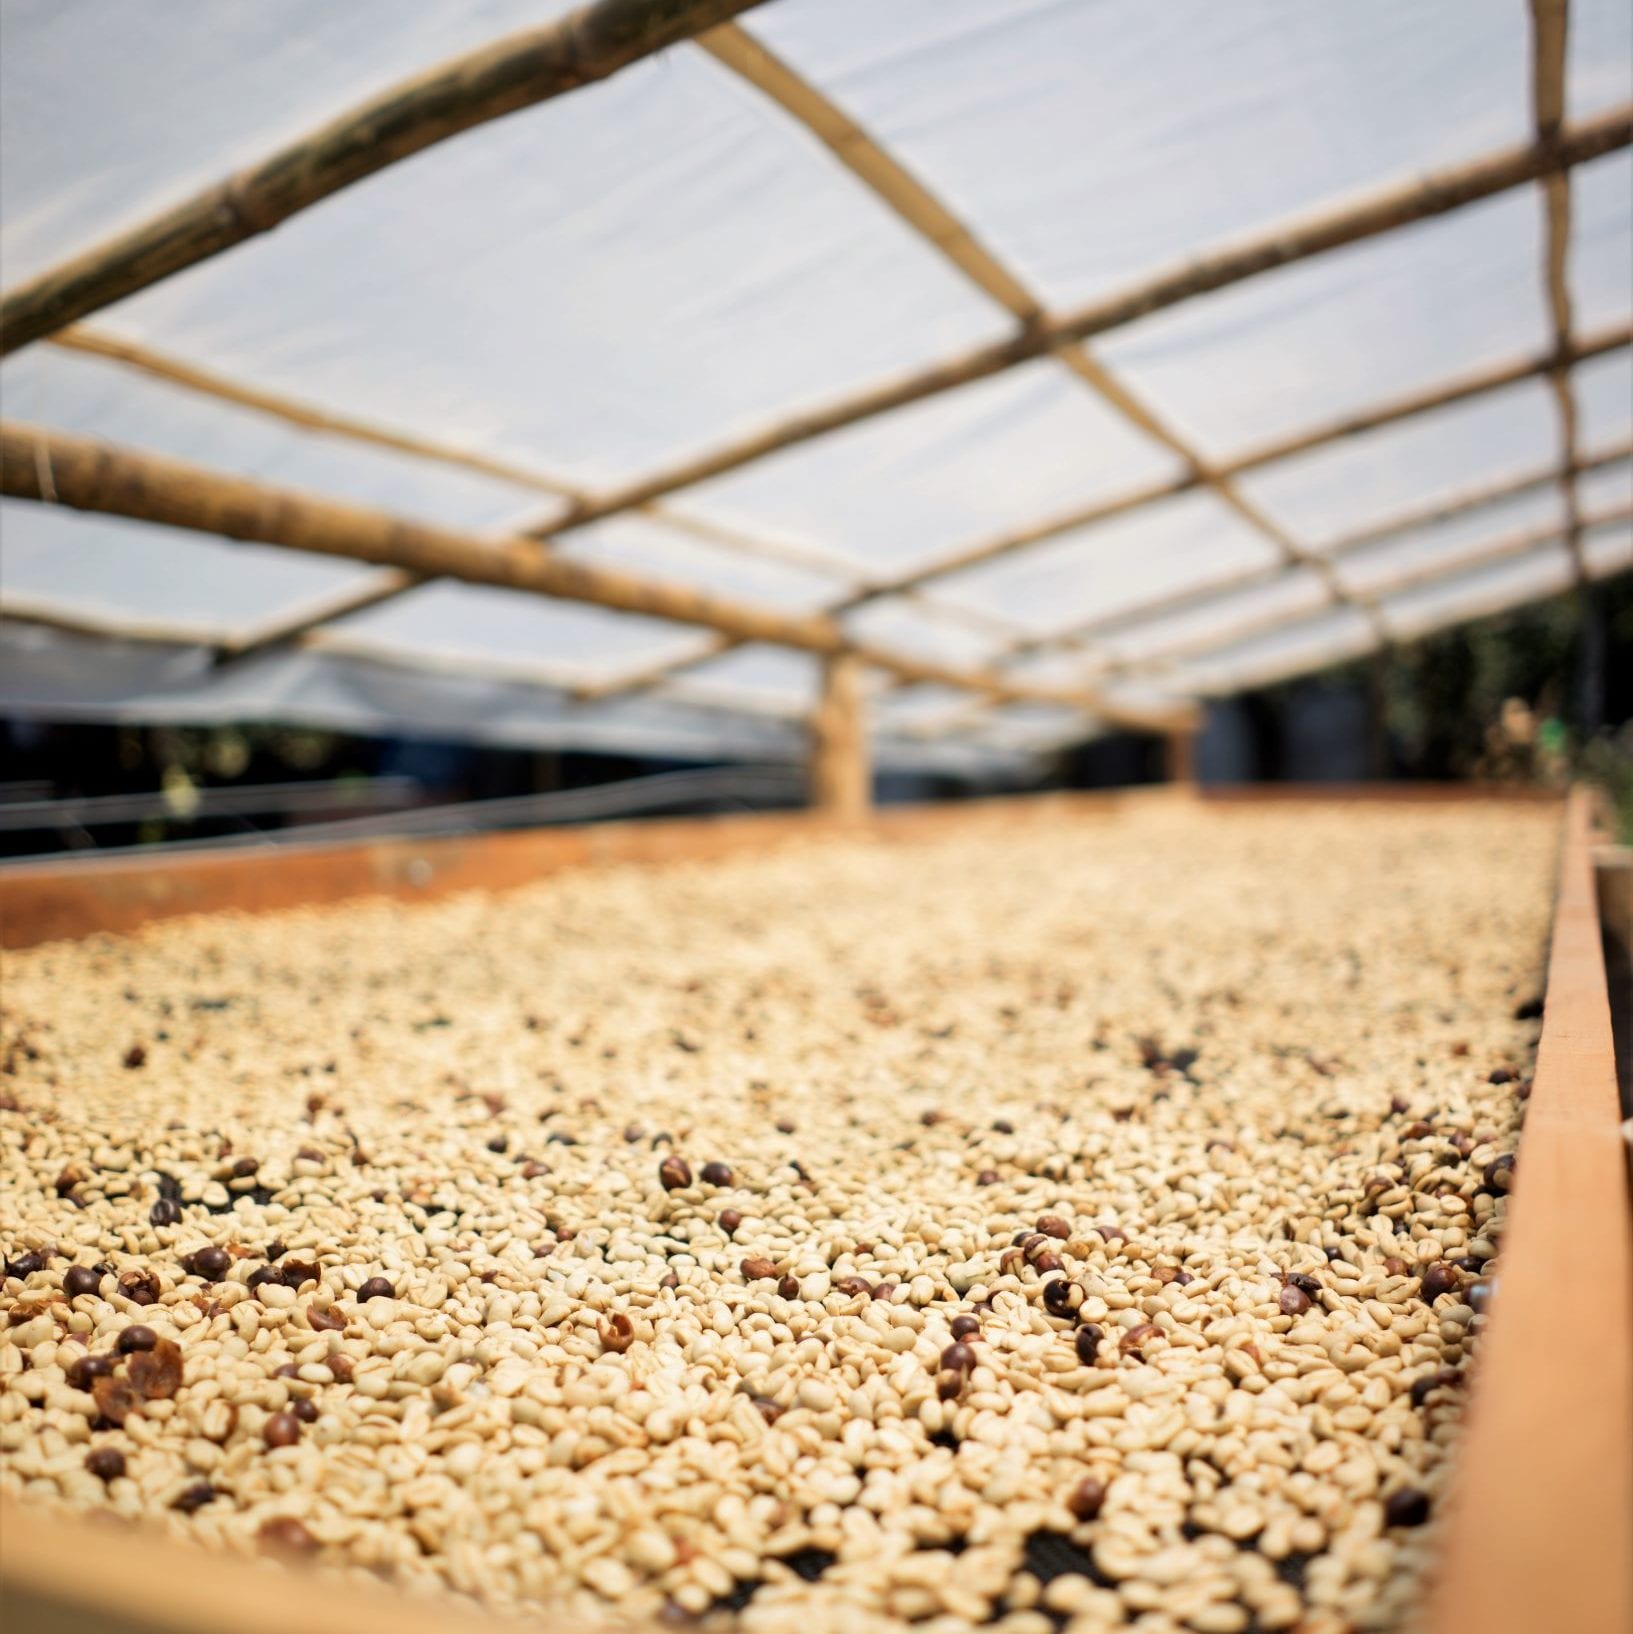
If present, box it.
[2,785,1627,1634]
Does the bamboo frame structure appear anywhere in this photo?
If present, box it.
[0,11,1627,761]
[516,106,1632,532]
[902,505,1632,744]
[551,325,1633,710]
[0,420,1195,733]
[1044,440,1632,658]
[1529,0,1586,579]
[1109,501,1632,678]
[587,19,1386,716]
[0,0,771,356]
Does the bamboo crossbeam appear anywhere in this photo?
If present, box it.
[49,326,888,669]
[1109,501,1632,676]
[574,329,1632,709]
[1032,440,1633,663]
[1529,0,1586,578]
[619,21,1383,708]
[523,107,1633,533]
[0,421,1195,731]
[856,320,1632,610]
[0,0,770,355]
[49,328,582,501]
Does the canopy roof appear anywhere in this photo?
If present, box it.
[2,0,1630,772]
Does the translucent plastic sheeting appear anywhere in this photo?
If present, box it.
[1084,569,1338,673]
[1332,487,1568,599]
[681,359,1181,578]
[0,500,378,638]
[1241,381,1564,547]
[840,598,1011,671]
[1578,351,1633,444]
[0,621,1028,778]
[323,581,703,691]
[1177,607,1380,698]
[1382,544,1578,643]
[1,0,1630,765]
[930,491,1279,637]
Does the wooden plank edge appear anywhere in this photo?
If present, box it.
[1426,786,1633,1634]
[0,1491,606,1634]
[0,785,1565,951]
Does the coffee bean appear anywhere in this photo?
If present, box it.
[1036,1215,1070,1240]
[172,1481,216,1513]
[950,1315,980,1340]
[1074,1325,1104,1365]
[599,1314,635,1354]
[976,1169,1000,1186]
[66,1352,115,1391]
[116,1325,158,1353]
[1119,1323,1160,1358]
[1420,1263,1460,1303]
[63,1265,104,1299]
[257,1516,318,1555]
[740,1257,778,1281]
[658,1155,692,1191]
[1067,1475,1105,1519]
[149,1198,182,1227]
[264,1411,302,1448]
[718,1209,743,1236]
[186,1245,230,1281]
[700,1161,734,1186]
[357,1276,395,1301]
[1278,1284,1311,1316]
[777,1275,800,1299]
[292,1397,320,1423]
[1384,1487,1431,1527]
[940,1341,977,1374]
[84,1446,126,1482]
[118,1269,161,1306]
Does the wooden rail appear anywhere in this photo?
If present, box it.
[2,787,1622,1634]
[1428,786,1633,1634]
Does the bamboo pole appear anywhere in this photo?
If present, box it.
[809,652,871,819]
[522,107,1632,533]
[1040,441,1632,658]
[0,0,770,355]
[555,330,1633,710]
[1164,727,1198,788]
[1529,0,1586,578]
[1108,502,1632,676]
[0,421,1195,731]
[651,22,1386,700]
[862,321,1632,606]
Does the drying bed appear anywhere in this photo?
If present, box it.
[0,797,1574,1631]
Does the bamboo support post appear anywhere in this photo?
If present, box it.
[1164,727,1198,789]
[0,420,1194,733]
[0,0,770,355]
[809,653,871,820]
[1529,0,1586,578]
[522,107,1632,534]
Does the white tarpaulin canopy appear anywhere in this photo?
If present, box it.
[1,0,1629,771]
